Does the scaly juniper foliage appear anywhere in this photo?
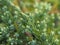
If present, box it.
[0,0,60,45]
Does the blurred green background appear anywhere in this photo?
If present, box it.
[0,0,60,45]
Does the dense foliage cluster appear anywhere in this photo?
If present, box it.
[0,0,60,45]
